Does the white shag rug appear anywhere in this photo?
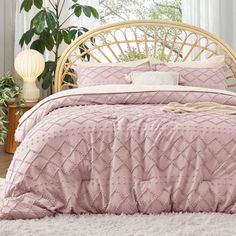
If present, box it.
[0,179,236,236]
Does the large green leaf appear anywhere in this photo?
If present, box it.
[41,71,52,89]
[90,7,99,18]
[40,30,54,51]
[40,61,57,89]
[62,29,78,45]
[20,0,33,12]
[74,5,82,17]
[31,10,46,34]
[34,0,43,9]
[62,31,70,44]
[38,61,55,81]
[54,31,63,46]
[82,6,92,17]
[68,30,77,42]
[46,11,57,30]
[72,3,98,19]
[30,39,45,54]
[19,29,35,47]
[42,71,53,89]
[24,29,35,44]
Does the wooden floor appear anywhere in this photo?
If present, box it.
[0,145,13,178]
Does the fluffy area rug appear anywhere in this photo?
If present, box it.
[0,179,236,236]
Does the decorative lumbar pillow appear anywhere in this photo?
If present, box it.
[125,71,180,86]
[152,64,227,90]
[150,55,226,68]
[75,58,151,87]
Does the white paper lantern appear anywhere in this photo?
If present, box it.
[15,49,45,102]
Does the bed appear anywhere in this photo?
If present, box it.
[1,20,236,219]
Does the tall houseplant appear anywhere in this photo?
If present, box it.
[19,0,99,90]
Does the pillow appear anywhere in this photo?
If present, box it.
[125,71,180,86]
[152,63,227,90]
[150,55,226,68]
[75,59,151,87]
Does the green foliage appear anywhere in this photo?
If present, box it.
[118,48,147,62]
[149,0,182,22]
[19,0,99,90]
[0,74,25,143]
[20,0,43,12]
[118,46,168,62]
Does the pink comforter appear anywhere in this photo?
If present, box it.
[1,85,236,219]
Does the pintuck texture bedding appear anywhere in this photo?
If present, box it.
[1,85,236,219]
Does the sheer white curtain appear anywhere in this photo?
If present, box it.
[182,0,236,49]
[0,0,15,76]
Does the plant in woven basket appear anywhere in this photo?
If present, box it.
[0,74,25,143]
[19,0,99,91]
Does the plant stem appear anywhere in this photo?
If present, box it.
[59,0,66,17]
[49,0,56,10]
[59,12,74,27]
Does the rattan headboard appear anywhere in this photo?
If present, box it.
[55,20,236,92]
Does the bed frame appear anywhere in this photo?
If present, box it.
[55,20,236,92]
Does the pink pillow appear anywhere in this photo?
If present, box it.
[152,63,227,90]
[75,59,151,87]
[76,65,150,87]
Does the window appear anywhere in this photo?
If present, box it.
[99,0,182,24]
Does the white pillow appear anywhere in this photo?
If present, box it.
[125,71,180,85]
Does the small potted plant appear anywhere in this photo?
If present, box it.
[0,74,24,143]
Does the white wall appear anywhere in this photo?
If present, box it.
[0,0,15,76]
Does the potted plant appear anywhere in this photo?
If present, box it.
[0,74,24,143]
[19,0,99,92]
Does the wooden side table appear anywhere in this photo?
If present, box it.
[5,102,37,154]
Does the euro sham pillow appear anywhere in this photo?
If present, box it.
[125,71,180,86]
[75,58,151,87]
[152,63,227,90]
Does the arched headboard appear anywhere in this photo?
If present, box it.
[55,20,236,92]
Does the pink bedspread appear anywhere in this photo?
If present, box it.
[1,85,236,219]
